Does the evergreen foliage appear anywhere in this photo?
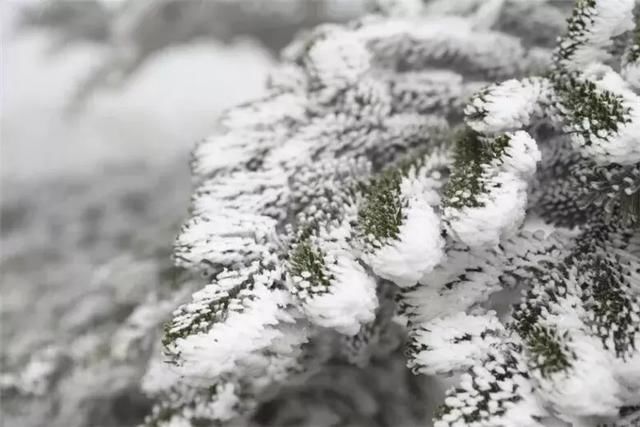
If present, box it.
[140,1,640,426]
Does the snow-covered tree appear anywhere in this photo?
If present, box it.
[139,1,640,426]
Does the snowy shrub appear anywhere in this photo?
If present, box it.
[99,0,640,426]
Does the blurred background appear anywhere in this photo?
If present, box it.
[0,1,371,426]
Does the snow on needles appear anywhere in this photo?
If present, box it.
[142,1,640,426]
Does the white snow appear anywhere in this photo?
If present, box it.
[560,0,634,70]
[301,245,378,336]
[446,131,540,247]
[363,176,445,287]
[466,78,550,134]
[410,312,504,375]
